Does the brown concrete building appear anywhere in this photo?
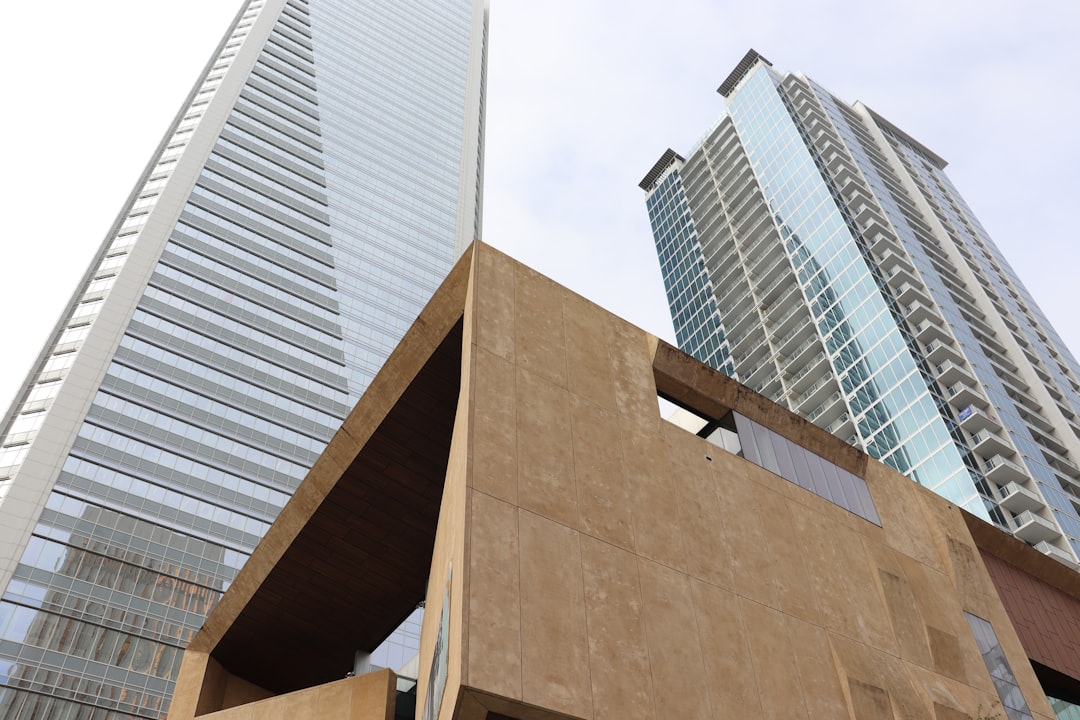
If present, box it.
[164,243,1080,720]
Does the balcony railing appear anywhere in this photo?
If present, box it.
[997,482,1043,514]
[969,430,1012,458]
[1034,540,1079,568]
[957,405,1001,433]
[1012,510,1059,545]
[983,455,1028,486]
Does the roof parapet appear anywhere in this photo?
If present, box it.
[639,148,686,191]
[717,48,772,98]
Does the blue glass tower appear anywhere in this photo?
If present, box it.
[0,0,487,717]
[642,50,1080,568]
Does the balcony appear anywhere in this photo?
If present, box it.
[886,265,917,290]
[957,405,1002,433]
[765,290,802,325]
[741,357,775,386]
[895,281,930,306]
[983,455,1028,486]
[716,283,754,315]
[1034,541,1079,568]
[826,413,852,436]
[753,266,792,305]
[1012,510,1059,545]
[997,482,1043,514]
[774,322,815,355]
[912,318,950,344]
[807,392,845,426]
[923,339,963,366]
[1045,451,1080,479]
[904,300,935,326]
[733,337,770,368]
[935,360,974,387]
[797,377,837,411]
[856,209,890,239]
[947,383,986,409]
[787,352,829,393]
[876,249,912,275]
[782,336,821,369]
[969,430,1013,458]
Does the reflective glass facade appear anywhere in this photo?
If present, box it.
[643,52,1080,568]
[0,0,487,717]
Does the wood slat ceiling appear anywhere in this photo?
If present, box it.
[211,321,463,693]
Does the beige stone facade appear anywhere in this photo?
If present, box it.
[167,243,1077,720]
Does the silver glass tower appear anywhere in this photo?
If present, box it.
[642,50,1080,568]
[0,0,487,717]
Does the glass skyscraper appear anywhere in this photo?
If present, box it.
[642,50,1080,568]
[0,0,487,717]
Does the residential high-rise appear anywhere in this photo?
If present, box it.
[642,50,1080,567]
[0,0,487,717]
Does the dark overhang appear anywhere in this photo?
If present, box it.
[187,247,473,695]
[213,320,461,692]
[639,148,685,191]
[717,48,772,98]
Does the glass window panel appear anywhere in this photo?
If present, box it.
[733,413,762,467]
[964,612,1033,720]
[754,425,781,477]
[797,445,829,498]
[814,455,846,509]
[846,470,881,525]
[771,432,798,484]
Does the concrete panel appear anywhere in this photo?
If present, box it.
[581,536,655,720]
[848,678,891,720]
[471,347,518,504]
[514,263,566,388]
[739,598,808,720]
[790,508,894,652]
[691,579,763,719]
[607,317,663,428]
[466,491,522,701]
[786,619,847,719]
[708,449,776,606]
[618,416,684,571]
[878,568,933,668]
[864,459,941,570]
[516,367,579,528]
[350,670,396,720]
[562,290,617,412]
[661,424,733,590]
[473,243,516,362]
[570,395,634,550]
[637,557,712,719]
[518,510,592,718]
[314,680,352,719]
[754,486,821,624]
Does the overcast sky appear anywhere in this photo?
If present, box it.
[2,0,1078,413]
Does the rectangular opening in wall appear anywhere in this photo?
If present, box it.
[658,389,879,526]
[659,393,742,456]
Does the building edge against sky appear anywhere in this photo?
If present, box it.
[0,0,487,717]
[642,50,1080,568]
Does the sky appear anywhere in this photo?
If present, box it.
[1,0,1078,414]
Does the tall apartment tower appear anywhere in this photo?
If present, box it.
[0,0,487,717]
[642,50,1080,568]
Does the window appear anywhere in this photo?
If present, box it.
[964,612,1032,720]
